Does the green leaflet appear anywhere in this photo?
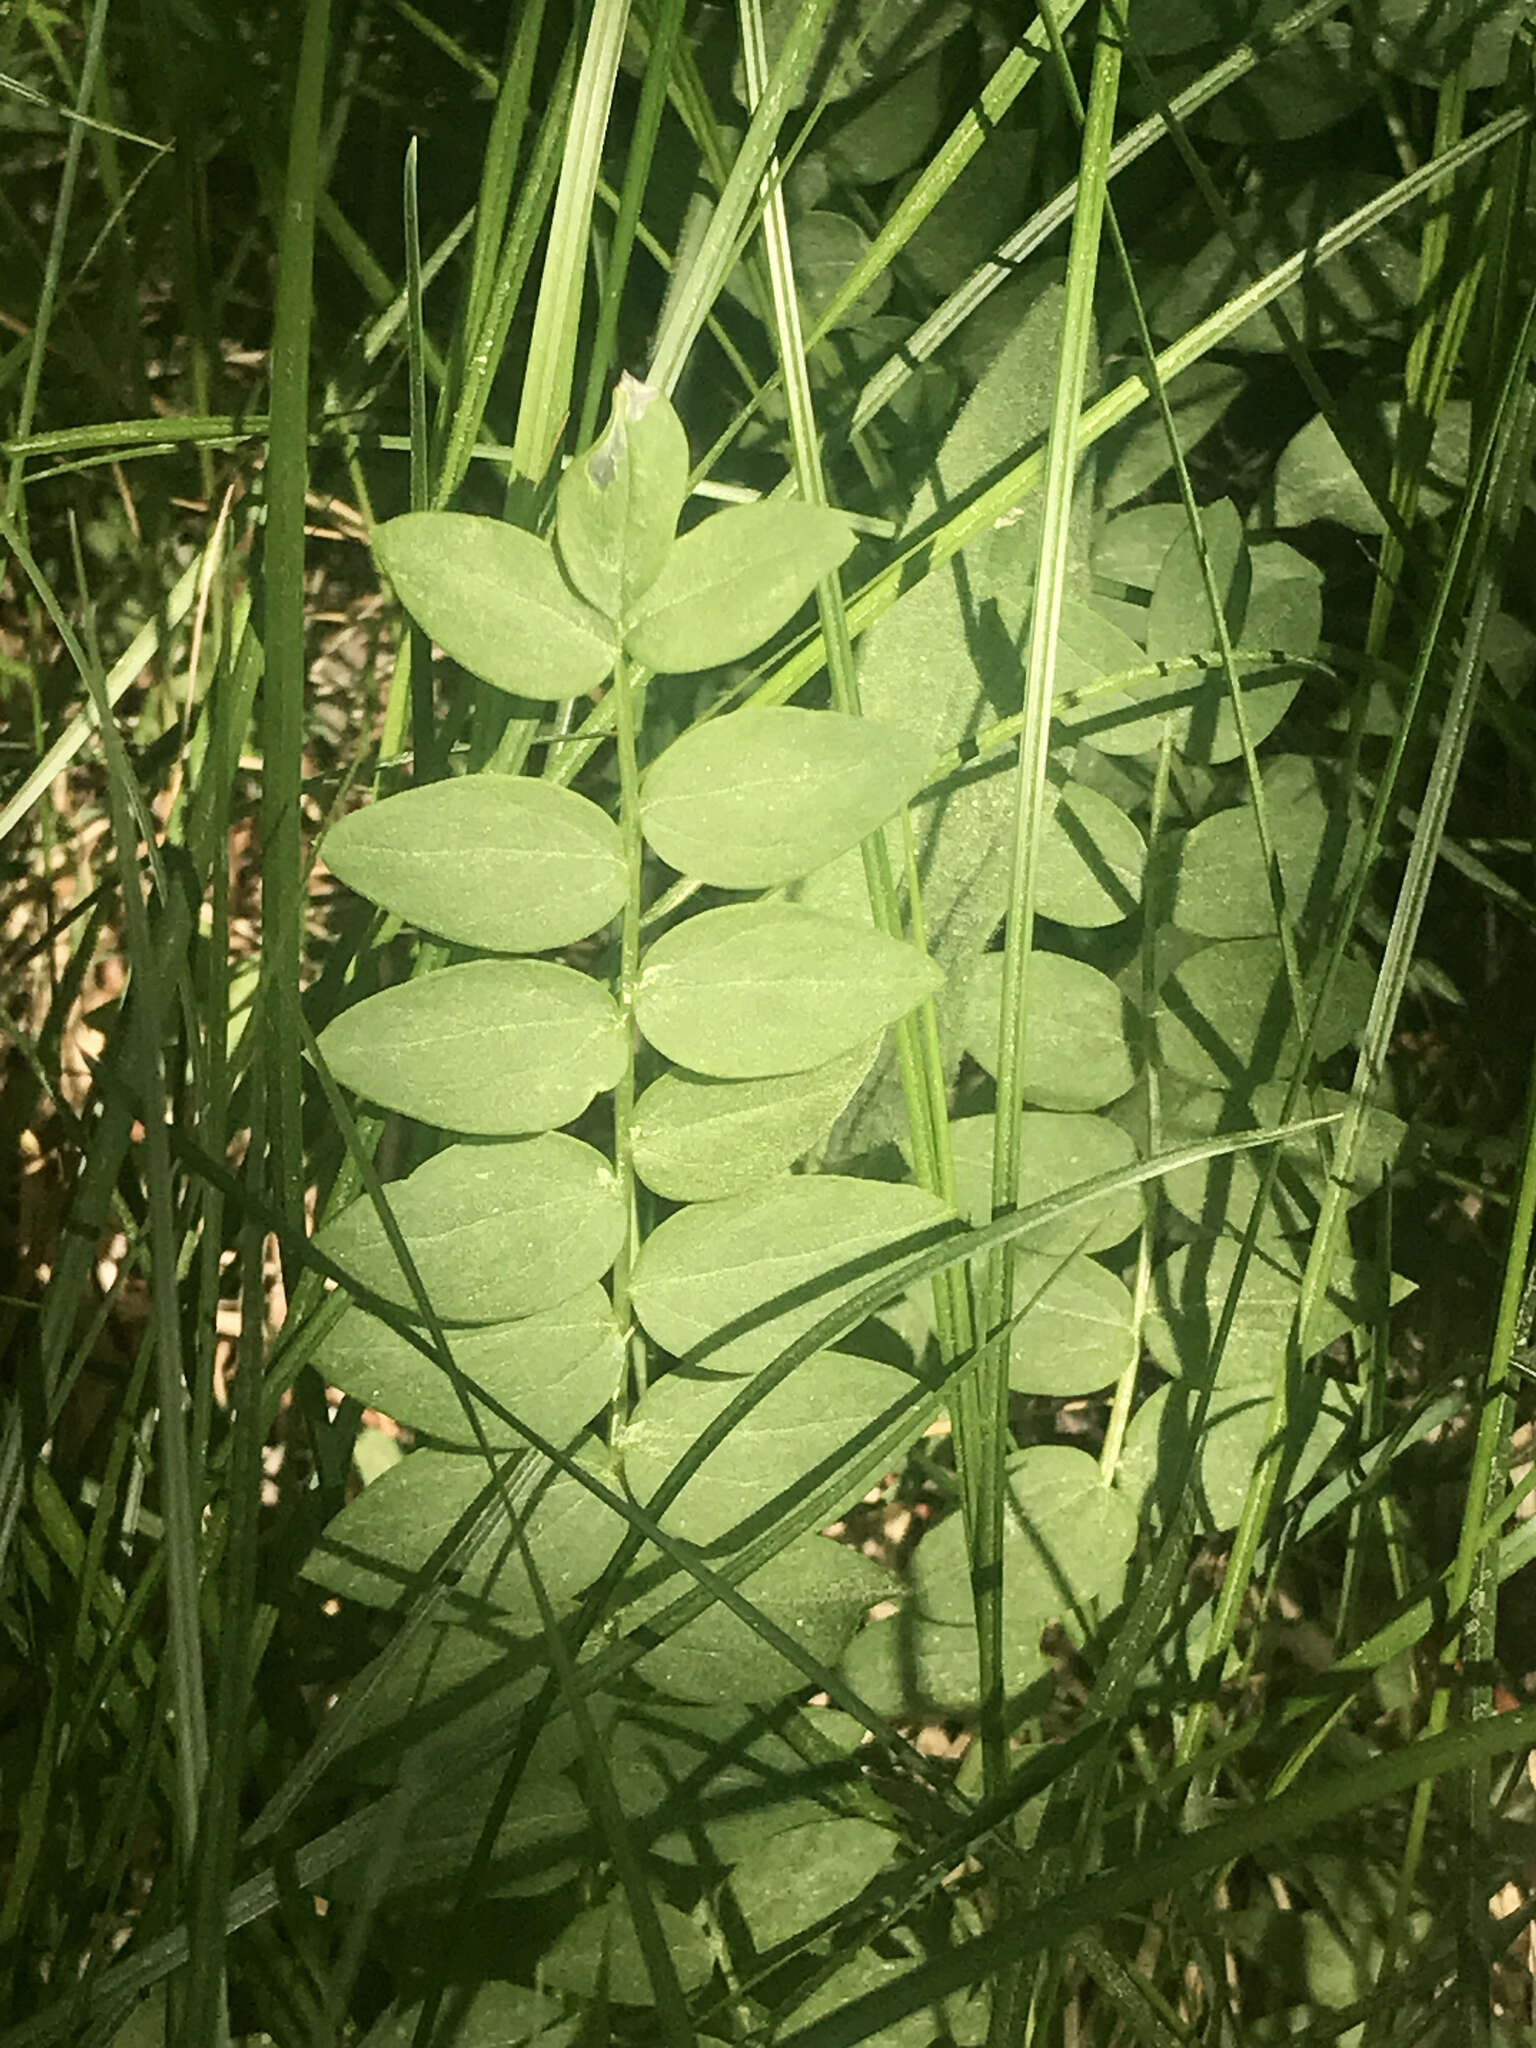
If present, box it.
[914,1445,1139,1635]
[615,1352,918,1546]
[1036,779,1146,926]
[1145,1236,1414,1387]
[1098,359,1248,511]
[360,1984,576,2047]
[728,1814,898,1949]
[1008,1251,1137,1397]
[624,500,854,673]
[1171,754,1364,943]
[634,1536,892,1705]
[555,371,690,619]
[314,1286,622,1447]
[610,1703,858,1868]
[960,949,1136,1110]
[348,1763,588,1902]
[321,775,626,953]
[1271,399,1471,533]
[301,1442,623,1623]
[1119,1377,1353,1532]
[946,1111,1143,1254]
[373,510,615,700]
[1154,937,1376,1090]
[791,210,891,329]
[317,958,626,1134]
[1154,1078,1407,1242]
[631,1038,879,1202]
[629,1174,954,1377]
[635,902,943,1078]
[639,707,930,887]
[540,1898,715,2006]
[315,1134,625,1320]
[846,1445,1140,1714]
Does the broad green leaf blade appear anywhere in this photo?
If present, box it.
[960,949,1136,1109]
[1098,358,1248,511]
[1145,1236,1413,1387]
[610,1701,857,1868]
[840,1609,1035,1718]
[1156,1079,1407,1241]
[947,1112,1142,1253]
[624,501,854,672]
[1154,937,1376,1090]
[1146,498,1250,665]
[729,1815,898,1950]
[915,1445,1138,1634]
[616,1352,917,1545]
[315,1135,625,1319]
[555,372,690,618]
[302,1443,623,1621]
[360,1984,574,2048]
[639,707,931,887]
[539,1897,715,2005]
[347,1763,588,1903]
[322,776,626,952]
[790,210,891,329]
[1008,1251,1137,1397]
[314,1286,623,1446]
[1172,755,1363,942]
[1036,780,1145,926]
[373,511,615,699]
[632,1038,879,1202]
[637,1537,893,1705]
[629,1174,954,1376]
[635,903,943,1077]
[317,959,626,1134]
[1119,1378,1352,1531]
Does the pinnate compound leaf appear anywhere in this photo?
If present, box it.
[629,1174,953,1377]
[556,373,690,619]
[314,1287,622,1447]
[634,1535,892,1704]
[946,1111,1143,1254]
[540,1898,714,2007]
[1155,937,1376,1090]
[623,501,854,672]
[632,1038,878,1202]
[317,959,625,1135]
[1119,1377,1352,1531]
[961,950,1136,1110]
[635,903,942,1078]
[729,1816,898,1950]
[316,1135,625,1321]
[616,1352,917,1546]
[322,776,625,953]
[639,707,930,887]
[373,511,614,700]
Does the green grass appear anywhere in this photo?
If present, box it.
[2,3,1535,2045]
